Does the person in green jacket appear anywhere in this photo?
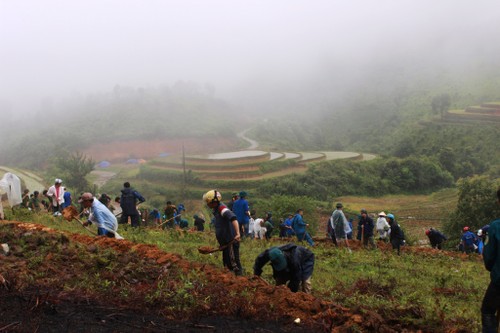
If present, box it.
[481,188,500,333]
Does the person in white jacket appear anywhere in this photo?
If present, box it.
[254,217,265,239]
[46,178,65,216]
[376,211,390,241]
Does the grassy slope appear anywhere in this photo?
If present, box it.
[3,208,487,332]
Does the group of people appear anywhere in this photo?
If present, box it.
[18,179,72,216]
[203,190,315,293]
[327,203,406,255]
[77,181,147,238]
[6,179,500,331]
[459,225,491,255]
[204,187,500,333]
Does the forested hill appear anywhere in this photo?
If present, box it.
[0,83,241,168]
[245,69,500,180]
[1,68,499,177]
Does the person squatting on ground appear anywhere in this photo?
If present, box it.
[79,192,121,238]
[264,214,274,240]
[376,211,390,241]
[425,228,447,250]
[119,182,145,227]
[262,212,274,240]
[163,201,177,229]
[387,213,405,255]
[203,190,242,276]
[29,191,41,212]
[21,189,30,208]
[329,202,351,251]
[292,208,314,246]
[46,178,64,216]
[253,216,265,239]
[481,188,500,333]
[248,214,255,239]
[358,209,377,249]
[253,243,315,293]
[193,214,205,231]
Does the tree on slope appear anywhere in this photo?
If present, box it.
[444,176,500,243]
[51,151,95,194]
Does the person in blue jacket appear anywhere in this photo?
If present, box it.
[461,226,478,254]
[62,187,72,209]
[292,208,314,246]
[232,191,250,237]
[481,188,500,333]
[253,243,314,293]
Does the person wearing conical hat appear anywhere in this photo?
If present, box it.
[376,211,390,242]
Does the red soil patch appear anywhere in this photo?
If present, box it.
[82,137,238,163]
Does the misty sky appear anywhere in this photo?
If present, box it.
[1,0,500,114]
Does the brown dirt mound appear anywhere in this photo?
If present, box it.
[0,221,436,332]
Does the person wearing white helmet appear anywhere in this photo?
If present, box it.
[203,190,242,276]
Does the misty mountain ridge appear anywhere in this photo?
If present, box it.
[1,61,499,177]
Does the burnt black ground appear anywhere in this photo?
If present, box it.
[0,289,320,333]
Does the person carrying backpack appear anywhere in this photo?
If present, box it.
[119,182,145,227]
[461,226,478,254]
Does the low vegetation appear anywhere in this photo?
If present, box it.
[1,208,489,332]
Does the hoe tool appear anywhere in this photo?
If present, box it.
[62,206,97,235]
[198,239,235,254]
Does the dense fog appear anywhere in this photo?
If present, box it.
[1,0,500,122]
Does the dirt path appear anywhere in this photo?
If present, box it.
[237,128,259,149]
[90,170,117,188]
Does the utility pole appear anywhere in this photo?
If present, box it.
[182,143,186,201]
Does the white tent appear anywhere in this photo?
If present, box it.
[0,172,22,207]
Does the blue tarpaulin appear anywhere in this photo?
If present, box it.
[97,161,111,168]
